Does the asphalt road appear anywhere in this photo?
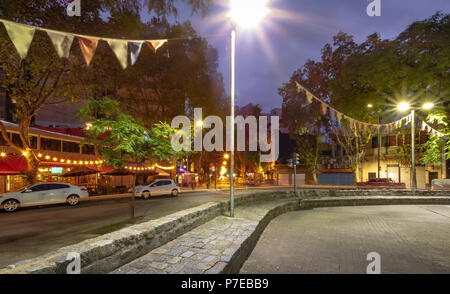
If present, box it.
[0,189,232,267]
[0,186,292,268]
[241,205,450,274]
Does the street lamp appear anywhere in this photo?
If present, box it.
[368,104,382,178]
[397,102,434,193]
[227,0,269,217]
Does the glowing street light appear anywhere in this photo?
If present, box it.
[397,102,434,193]
[397,102,410,112]
[224,153,230,159]
[367,104,373,108]
[227,0,270,218]
[228,0,269,29]
[422,102,434,110]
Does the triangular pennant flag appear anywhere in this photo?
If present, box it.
[78,37,98,66]
[2,21,35,59]
[47,31,74,58]
[336,112,343,123]
[107,39,128,69]
[321,102,328,115]
[129,42,143,66]
[330,109,336,121]
[306,92,313,104]
[295,81,303,94]
[421,122,426,132]
[146,39,168,52]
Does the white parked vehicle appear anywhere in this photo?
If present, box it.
[0,183,89,212]
[129,179,180,199]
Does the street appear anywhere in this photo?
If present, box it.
[0,186,291,267]
[0,190,229,267]
[241,205,450,274]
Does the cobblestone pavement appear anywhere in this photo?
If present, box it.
[240,205,450,274]
[111,200,293,274]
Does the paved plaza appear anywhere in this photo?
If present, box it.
[241,205,450,274]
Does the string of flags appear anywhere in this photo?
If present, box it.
[422,121,445,137]
[296,82,413,134]
[0,18,169,69]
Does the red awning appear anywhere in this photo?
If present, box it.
[101,166,114,173]
[33,126,86,137]
[0,155,28,174]
[0,161,20,175]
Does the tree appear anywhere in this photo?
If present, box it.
[0,0,224,185]
[421,111,449,165]
[79,97,178,217]
[117,21,227,127]
[0,31,82,185]
[282,12,449,183]
[279,62,330,184]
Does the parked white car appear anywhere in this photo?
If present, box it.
[129,179,180,199]
[0,183,89,212]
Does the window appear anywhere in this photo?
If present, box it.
[0,132,10,146]
[372,136,379,148]
[63,141,80,153]
[389,136,397,147]
[30,136,38,149]
[11,134,37,149]
[41,137,62,152]
[368,173,377,181]
[28,184,48,192]
[11,133,22,148]
[81,144,95,155]
[45,183,70,190]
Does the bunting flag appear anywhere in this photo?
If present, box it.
[107,39,128,69]
[306,92,313,104]
[422,121,445,137]
[129,42,143,66]
[292,82,414,134]
[2,20,35,59]
[47,31,74,58]
[146,39,168,52]
[78,37,98,66]
[329,109,336,121]
[0,19,171,69]
[321,102,328,115]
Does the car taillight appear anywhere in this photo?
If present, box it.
[80,188,87,191]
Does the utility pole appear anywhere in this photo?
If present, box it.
[378,116,381,178]
[411,110,416,194]
[293,153,299,193]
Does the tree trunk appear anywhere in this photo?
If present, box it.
[312,172,318,185]
[25,155,40,185]
[130,173,136,218]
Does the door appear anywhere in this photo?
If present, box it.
[149,182,162,196]
[387,165,400,183]
[44,183,71,203]
[159,180,174,195]
[21,184,52,205]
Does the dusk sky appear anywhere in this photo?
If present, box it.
[175,0,449,112]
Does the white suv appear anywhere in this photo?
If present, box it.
[0,183,89,212]
[130,179,180,199]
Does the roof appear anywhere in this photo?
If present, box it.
[1,120,85,142]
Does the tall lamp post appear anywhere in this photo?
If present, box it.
[228,0,269,217]
[397,102,434,193]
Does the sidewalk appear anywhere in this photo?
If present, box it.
[111,199,292,274]
[110,194,450,274]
